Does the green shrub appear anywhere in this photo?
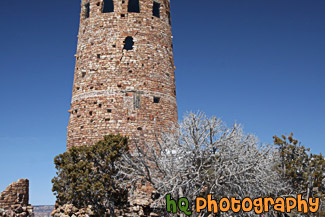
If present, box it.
[52,135,129,216]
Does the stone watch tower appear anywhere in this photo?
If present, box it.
[67,0,177,149]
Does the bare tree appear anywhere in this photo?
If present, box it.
[118,112,289,216]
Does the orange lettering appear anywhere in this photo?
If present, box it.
[196,197,207,213]
[231,197,241,213]
[274,198,285,212]
[207,195,218,213]
[219,198,230,212]
[242,198,253,212]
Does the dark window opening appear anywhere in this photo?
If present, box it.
[128,0,140,13]
[99,104,102,108]
[153,97,160,103]
[89,111,93,116]
[82,72,86,77]
[123,36,134,50]
[137,127,143,131]
[17,194,24,203]
[80,126,84,129]
[107,109,112,113]
[84,3,90,19]
[166,11,171,25]
[153,2,160,18]
[103,0,114,13]
[152,192,160,200]
[97,54,101,59]
[105,118,110,122]
[96,2,100,6]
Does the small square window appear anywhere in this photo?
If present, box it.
[153,97,160,103]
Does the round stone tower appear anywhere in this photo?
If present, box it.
[67,0,177,149]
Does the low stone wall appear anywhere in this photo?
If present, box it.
[0,179,34,217]
[51,203,161,217]
[51,204,93,217]
[51,186,162,216]
[0,206,34,217]
[51,190,161,217]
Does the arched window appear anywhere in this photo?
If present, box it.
[153,1,160,18]
[103,0,114,13]
[123,37,134,50]
[128,0,140,13]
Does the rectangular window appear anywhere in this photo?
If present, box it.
[134,94,141,109]
[85,3,90,18]
[128,0,140,13]
[153,2,160,18]
[103,0,114,13]
[166,11,171,25]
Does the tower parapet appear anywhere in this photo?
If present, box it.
[67,0,177,149]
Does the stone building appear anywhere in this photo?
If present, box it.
[67,0,178,149]
[0,179,34,217]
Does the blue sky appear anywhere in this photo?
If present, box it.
[0,0,324,205]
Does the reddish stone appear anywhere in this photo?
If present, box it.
[67,0,178,149]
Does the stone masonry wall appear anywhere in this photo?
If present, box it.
[67,0,178,149]
[0,179,34,217]
[0,180,29,208]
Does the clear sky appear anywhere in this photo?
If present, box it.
[0,0,324,205]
